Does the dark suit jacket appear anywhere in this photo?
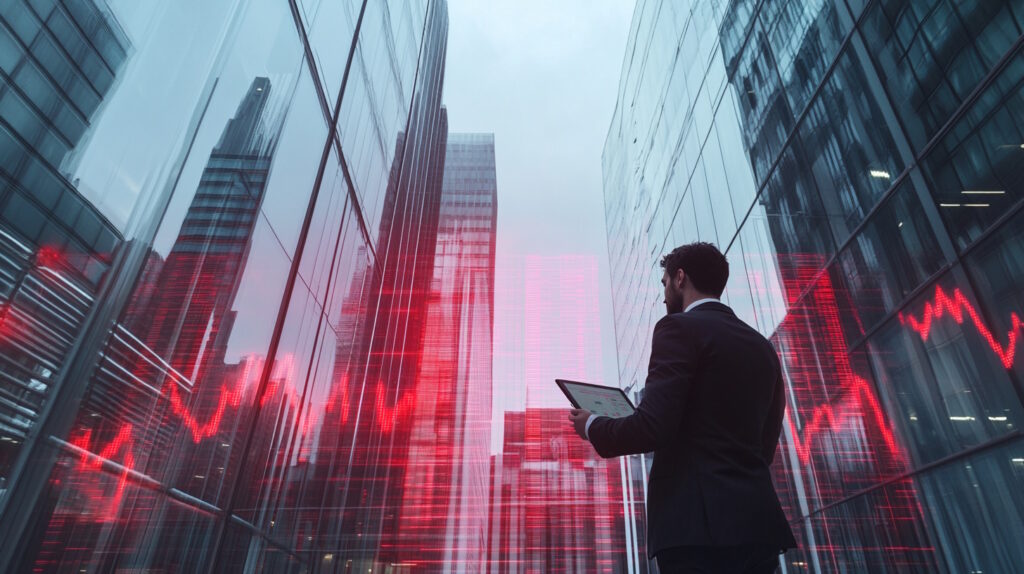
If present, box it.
[588,301,797,559]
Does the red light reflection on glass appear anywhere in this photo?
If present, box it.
[781,267,905,466]
[899,285,1021,369]
[787,374,901,464]
[62,343,424,521]
[67,423,135,522]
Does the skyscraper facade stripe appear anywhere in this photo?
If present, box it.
[604,1,1024,571]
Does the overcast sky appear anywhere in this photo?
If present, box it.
[442,0,636,421]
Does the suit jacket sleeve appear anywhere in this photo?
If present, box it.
[761,351,786,464]
[588,315,697,458]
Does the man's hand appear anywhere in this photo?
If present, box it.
[568,409,592,440]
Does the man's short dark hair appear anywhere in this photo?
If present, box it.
[660,242,729,297]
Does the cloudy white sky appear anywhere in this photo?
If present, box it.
[442,0,636,424]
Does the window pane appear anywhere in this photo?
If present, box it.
[859,0,1021,150]
[807,478,940,571]
[920,49,1024,250]
[835,175,947,339]
[963,208,1024,384]
[731,15,795,185]
[916,438,1024,572]
[800,46,906,243]
[761,0,851,117]
[747,144,835,299]
[867,268,1023,466]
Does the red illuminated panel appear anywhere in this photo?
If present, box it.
[787,374,902,465]
[773,257,933,568]
[488,409,629,572]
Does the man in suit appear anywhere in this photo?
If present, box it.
[569,242,796,573]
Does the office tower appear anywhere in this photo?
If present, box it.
[0,1,455,572]
[603,1,1024,571]
[485,252,641,570]
[487,409,629,573]
[333,55,450,566]
[0,0,128,502]
[131,76,277,378]
[393,132,497,572]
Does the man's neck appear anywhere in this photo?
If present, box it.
[683,296,720,313]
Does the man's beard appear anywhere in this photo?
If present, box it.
[665,296,683,314]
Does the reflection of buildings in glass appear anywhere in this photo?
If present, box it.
[314,6,451,563]
[134,76,276,378]
[394,133,497,571]
[16,77,288,569]
[604,1,1024,571]
[91,76,283,454]
[2,0,472,571]
[0,0,129,497]
[487,409,628,573]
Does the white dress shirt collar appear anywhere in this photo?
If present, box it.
[684,297,721,313]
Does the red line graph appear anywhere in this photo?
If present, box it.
[66,349,414,520]
[786,374,902,465]
[56,276,1023,520]
[786,282,1021,467]
[899,285,1021,369]
[780,266,907,466]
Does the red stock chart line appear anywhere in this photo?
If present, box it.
[51,279,1024,519]
[780,267,907,466]
[786,282,1021,466]
[898,285,1021,369]
[66,349,414,520]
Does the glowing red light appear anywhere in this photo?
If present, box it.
[787,374,902,464]
[36,245,64,268]
[899,285,1021,369]
[781,268,906,466]
[68,423,137,521]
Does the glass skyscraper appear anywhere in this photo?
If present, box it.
[395,132,497,571]
[0,0,128,501]
[604,0,1024,572]
[0,0,483,571]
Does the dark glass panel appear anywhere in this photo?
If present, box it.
[921,49,1024,250]
[867,268,1023,466]
[746,143,835,300]
[860,0,1021,150]
[917,439,1024,572]
[800,46,905,242]
[835,176,946,340]
[963,207,1024,385]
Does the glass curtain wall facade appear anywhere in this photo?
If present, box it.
[394,132,497,571]
[603,0,1024,572]
[0,0,457,571]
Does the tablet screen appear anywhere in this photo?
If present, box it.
[557,380,636,418]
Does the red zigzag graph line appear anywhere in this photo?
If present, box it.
[788,284,1021,465]
[66,285,1022,512]
[898,285,1021,369]
[68,353,414,519]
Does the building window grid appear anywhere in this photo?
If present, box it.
[0,0,452,569]
[747,5,1024,560]
[606,1,1024,566]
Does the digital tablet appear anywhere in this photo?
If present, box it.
[556,379,636,418]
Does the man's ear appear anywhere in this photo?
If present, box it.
[674,268,686,290]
